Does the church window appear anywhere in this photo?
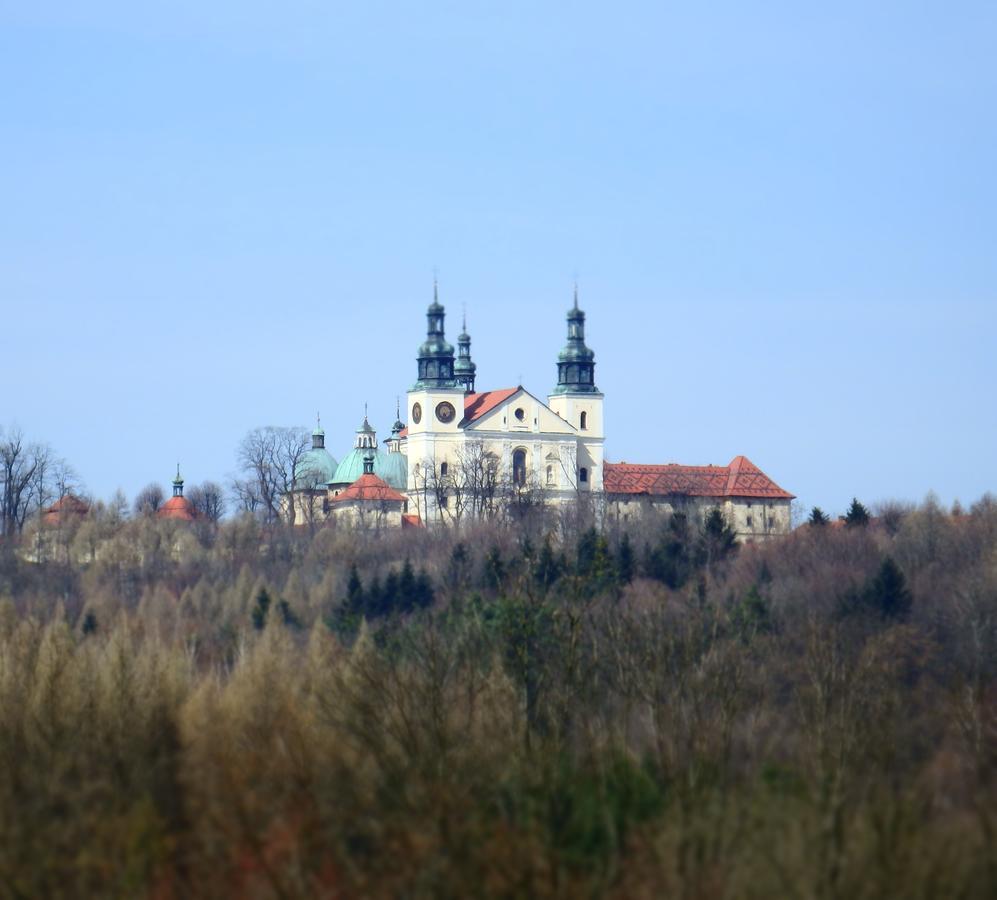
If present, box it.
[579,467,588,483]
[768,515,775,529]
[439,462,448,476]
[546,465,554,485]
[746,515,753,527]
[513,449,527,486]
[440,495,448,509]
[580,411,587,430]
[515,407,525,421]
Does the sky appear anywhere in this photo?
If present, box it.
[2,1,996,518]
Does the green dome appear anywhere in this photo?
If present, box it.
[332,447,408,490]
[295,447,339,489]
[378,451,408,490]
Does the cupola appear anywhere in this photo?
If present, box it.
[454,311,477,393]
[414,280,457,389]
[552,285,598,394]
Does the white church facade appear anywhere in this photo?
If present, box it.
[290,287,794,540]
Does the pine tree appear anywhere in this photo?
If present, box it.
[617,533,635,584]
[865,557,912,620]
[843,498,871,528]
[81,610,98,636]
[344,564,365,616]
[399,558,417,612]
[534,537,562,591]
[698,508,738,567]
[251,588,271,630]
[808,506,830,526]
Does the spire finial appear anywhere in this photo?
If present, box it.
[462,302,467,333]
[317,411,321,430]
[396,396,400,419]
[573,281,579,310]
[364,401,368,420]
[433,268,438,303]
[176,462,180,479]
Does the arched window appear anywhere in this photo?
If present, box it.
[579,467,588,484]
[580,411,588,430]
[439,461,448,476]
[513,449,527,486]
[546,464,554,485]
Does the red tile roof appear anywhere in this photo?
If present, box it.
[330,473,408,505]
[401,513,423,528]
[604,456,794,500]
[398,427,408,438]
[42,494,89,525]
[157,496,197,521]
[460,387,520,426]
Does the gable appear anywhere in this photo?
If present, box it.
[461,387,576,436]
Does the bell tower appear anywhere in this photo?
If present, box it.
[406,281,466,509]
[548,286,604,491]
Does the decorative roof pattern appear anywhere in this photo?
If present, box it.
[604,456,794,500]
[460,387,520,426]
[330,473,408,505]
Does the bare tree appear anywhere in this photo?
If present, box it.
[134,483,165,517]
[187,481,226,523]
[0,426,53,538]
[236,426,311,526]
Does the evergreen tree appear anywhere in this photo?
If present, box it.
[276,598,299,627]
[399,558,417,612]
[808,506,830,526]
[732,584,773,640]
[251,588,271,630]
[534,537,562,592]
[81,610,98,636]
[446,542,469,593]
[414,570,435,610]
[843,498,871,528]
[344,564,364,617]
[617,533,635,584]
[865,557,912,620]
[483,546,505,590]
[698,508,738,567]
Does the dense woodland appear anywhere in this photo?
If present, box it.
[0,485,994,899]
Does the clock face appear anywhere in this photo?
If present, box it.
[435,401,456,423]
[412,402,422,425]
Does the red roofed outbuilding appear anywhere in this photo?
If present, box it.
[604,456,795,541]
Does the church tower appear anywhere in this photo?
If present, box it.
[454,312,477,394]
[406,282,466,505]
[547,287,604,491]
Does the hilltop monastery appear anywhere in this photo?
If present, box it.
[290,288,794,539]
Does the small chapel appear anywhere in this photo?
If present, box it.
[289,286,794,540]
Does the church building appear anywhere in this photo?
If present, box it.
[289,285,794,540]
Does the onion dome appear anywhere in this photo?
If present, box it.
[552,285,599,394]
[294,415,339,489]
[157,464,196,521]
[454,311,477,393]
[414,280,457,389]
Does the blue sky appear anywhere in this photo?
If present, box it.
[2,2,995,517]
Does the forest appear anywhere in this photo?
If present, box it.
[0,489,995,898]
